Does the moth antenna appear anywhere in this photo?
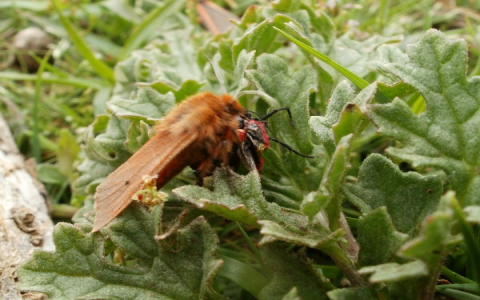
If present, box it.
[268,137,314,158]
[245,126,312,159]
[261,107,295,127]
[246,110,261,119]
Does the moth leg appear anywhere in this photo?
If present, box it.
[208,140,237,194]
[193,160,215,186]
[193,141,227,186]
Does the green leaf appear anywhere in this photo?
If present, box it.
[85,115,131,167]
[260,148,318,208]
[144,79,203,102]
[357,207,409,267]
[56,129,80,178]
[257,245,330,300]
[93,87,111,115]
[125,120,151,153]
[399,194,460,266]
[332,34,401,79]
[301,192,330,221]
[271,0,301,12]
[114,30,205,99]
[359,260,429,283]
[19,210,224,300]
[247,53,322,194]
[305,84,377,221]
[103,203,159,260]
[231,49,256,95]
[280,288,300,300]
[366,29,480,205]
[258,220,343,250]
[465,206,480,223]
[233,3,332,68]
[309,81,356,155]
[232,15,289,61]
[37,163,66,185]
[74,115,131,198]
[327,287,378,300]
[173,170,279,227]
[175,169,342,252]
[247,56,316,149]
[309,80,376,157]
[316,134,353,226]
[343,154,442,234]
[108,88,176,121]
[299,4,336,52]
[332,104,368,144]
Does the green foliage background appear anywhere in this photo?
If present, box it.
[1,0,480,299]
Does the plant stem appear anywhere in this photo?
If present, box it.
[421,253,446,300]
[322,242,366,287]
[339,212,359,262]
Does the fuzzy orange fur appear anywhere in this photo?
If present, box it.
[93,92,245,231]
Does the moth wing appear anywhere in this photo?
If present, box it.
[197,0,238,35]
[93,131,198,231]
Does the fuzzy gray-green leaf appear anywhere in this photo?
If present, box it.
[257,244,330,300]
[343,154,441,234]
[367,29,480,205]
[359,260,429,283]
[19,213,224,300]
[108,88,175,121]
[247,53,323,200]
[357,207,409,267]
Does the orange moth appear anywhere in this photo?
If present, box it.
[94,92,249,231]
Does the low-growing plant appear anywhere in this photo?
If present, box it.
[14,1,480,299]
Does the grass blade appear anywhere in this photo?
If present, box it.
[436,283,480,294]
[217,255,269,297]
[0,72,109,89]
[119,0,184,60]
[0,0,49,11]
[273,26,369,90]
[32,51,52,163]
[442,267,477,284]
[51,0,114,83]
[449,193,480,293]
[437,288,480,300]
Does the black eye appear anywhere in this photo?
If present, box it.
[238,116,246,129]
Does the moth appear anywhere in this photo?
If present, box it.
[93,92,311,231]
